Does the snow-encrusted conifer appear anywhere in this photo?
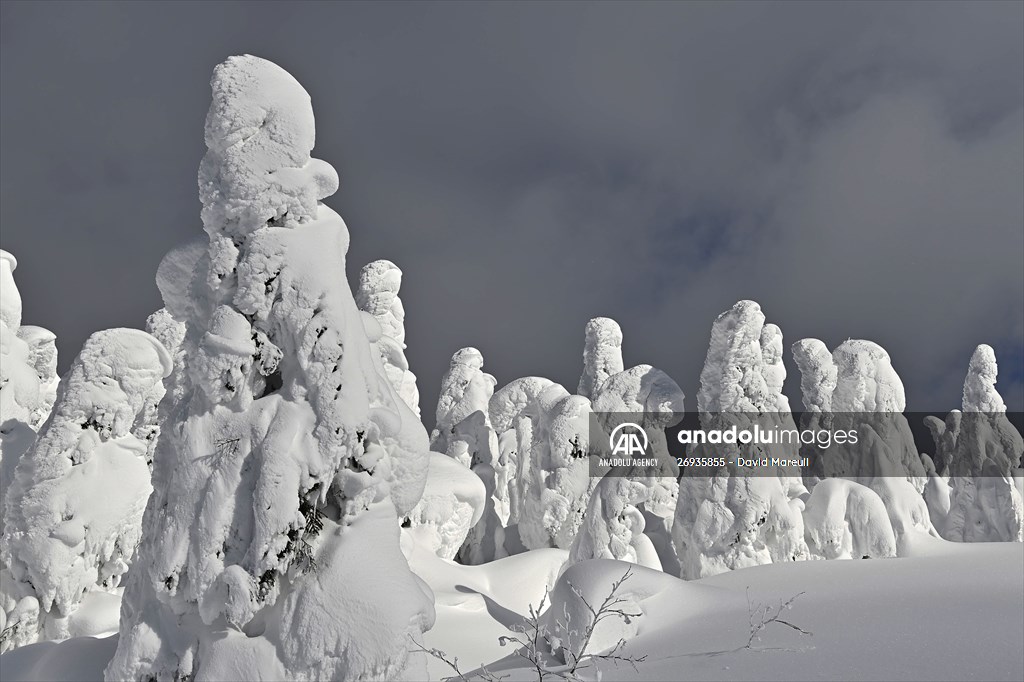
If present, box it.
[516,391,598,553]
[488,375,555,553]
[571,362,684,574]
[673,301,808,579]
[356,259,420,416]
[928,345,1023,542]
[402,452,486,560]
[108,56,433,681]
[0,251,58,532]
[568,477,661,569]
[431,347,498,466]
[16,326,59,428]
[577,317,623,400]
[794,338,936,551]
[2,328,170,648]
[791,338,836,414]
[802,479,897,560]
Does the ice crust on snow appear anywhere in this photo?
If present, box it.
[356,259,420,417]
[2,328,170,649]
[108,55,433,682]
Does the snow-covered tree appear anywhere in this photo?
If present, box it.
[356,259,420,417]
[793,337,937,551]
[802,479,897,560]
[16,326,59,429]
[430,347,498,466]
[1,328,170,649]
[0,251,59,533]
[590,363,685,573]
[674,301,808,579]
[577,317,623,400]
[927,345,1023,542]
[426,347,509,563]
[108,55,434,681]
[488,375,555,553]
[402,452,486,560]
[568,477,661,569]
[517,391,598,553]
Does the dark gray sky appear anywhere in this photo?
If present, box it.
[2,1,1022,421]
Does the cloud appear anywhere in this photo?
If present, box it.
[1,1,1021,420]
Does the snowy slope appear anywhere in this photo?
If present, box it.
[5,540,1020,681]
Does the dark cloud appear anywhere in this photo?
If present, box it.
[2,0,1021,422]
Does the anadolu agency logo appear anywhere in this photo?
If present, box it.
[609,422,649,456]
[600,422,661,469]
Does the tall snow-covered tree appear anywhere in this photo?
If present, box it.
[1,329,170,650]
[673,300,808,579]
[108,56,434,681]
[577,317,624,400]
[0,251,59,534]
[430,347,498,466]
[927,345,1023,542]
[793,337,937,552]
[488,375,555,553]
[356,259,420,417]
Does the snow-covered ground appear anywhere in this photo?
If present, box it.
[4,538,1020,681]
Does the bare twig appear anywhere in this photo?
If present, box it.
[745,588,812,649]
[411,637,509,682]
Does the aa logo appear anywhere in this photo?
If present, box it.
[609,422,648,457]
